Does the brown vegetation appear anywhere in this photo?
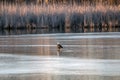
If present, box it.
[0,0,120,5]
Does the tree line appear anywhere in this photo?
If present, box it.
[0,0,120,5]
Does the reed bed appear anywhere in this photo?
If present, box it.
[0,3,120,29]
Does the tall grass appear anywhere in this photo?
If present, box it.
[0,3,120,29]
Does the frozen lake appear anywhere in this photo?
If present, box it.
[0,32,120,80]
[0,54,120,76]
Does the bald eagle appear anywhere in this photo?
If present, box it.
[57,42,63,51]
